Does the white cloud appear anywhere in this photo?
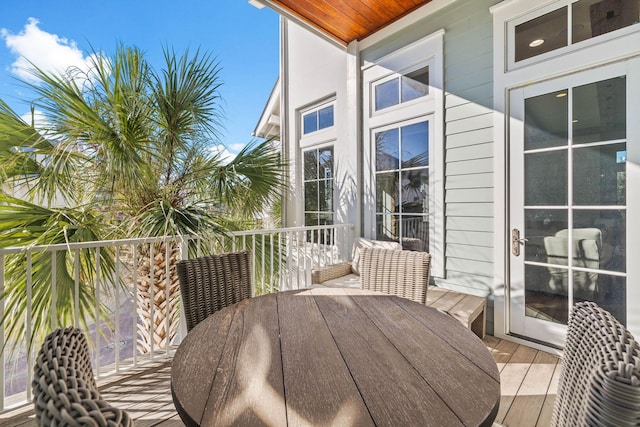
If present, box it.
[20,109,47,130]
[1,18,98,83]
[228,143,246,153]
[209,144,235,164]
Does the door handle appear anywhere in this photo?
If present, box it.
[512,229,528,256]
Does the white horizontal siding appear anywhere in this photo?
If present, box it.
[447,216,493,232]
[447,173,494,189]
[447,243,494,262]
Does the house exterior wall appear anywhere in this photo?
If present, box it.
[281,20,360,230]
[281,0,501,333]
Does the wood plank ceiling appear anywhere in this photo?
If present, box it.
[267,0,434,45]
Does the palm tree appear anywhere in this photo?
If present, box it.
[0,45,283,354]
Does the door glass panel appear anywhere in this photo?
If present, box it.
[573,143,626,205]
[572,0,640,44]
[525,150,568,205]
[525,91,568,150]
[580,273,626,324]
[525,264,568,324]
[525,209,568,263]
[574,209,626,273]
[573,77,626,143]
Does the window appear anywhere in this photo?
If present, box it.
[375,121,429,250]
[514,0,640,63]
[374,67,430,111]
[303,147,334,226]
[302,104,334,135]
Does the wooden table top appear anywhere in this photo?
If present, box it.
[171,288,500,427]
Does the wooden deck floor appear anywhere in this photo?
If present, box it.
[0,336,559,427]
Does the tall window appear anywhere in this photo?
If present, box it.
[304,147,334,226]
[375,121,429,250]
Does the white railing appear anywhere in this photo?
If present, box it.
[0,224,355,412]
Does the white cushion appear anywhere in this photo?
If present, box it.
[351,237,402,275]
[318,273,361,288]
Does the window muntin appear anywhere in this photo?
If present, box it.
[514,0,640,63]
[375,121,429,246]
[302,104,334,135]
[374,66,430,111]
[303,147,334,226]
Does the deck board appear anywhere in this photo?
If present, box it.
[0,337,560,427]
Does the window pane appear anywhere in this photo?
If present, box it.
[305,212,319,227]
[318,212,334,226]
[303,112,317,134]
[401,215,428,252]
[319,148,333,179]
[401,67,429,102]
[375,78,399,111]
[304,150,318,180]
[304,182,318,211]
[525,150,568,205]
[573,77,626,144]
[515,7,568,62]
[376,214,399,242]
[525,91,568,150]
[401,122,429,168]
[573,143,626,205]
[401,169,428,214]
[318,105,334,130]
[525,264,568,324]
[375,129,399,171]
[573,0,640,44]
[319,180,333,212]
[376,172,398,213]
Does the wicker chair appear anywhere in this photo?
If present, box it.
[33,327,133,427]
[176,250,252,332]
[311,237,402,287]
[551,301,640,427]
[359,247,430,304]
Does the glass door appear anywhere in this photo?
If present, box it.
[509,64,630,346]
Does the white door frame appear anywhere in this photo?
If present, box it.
[492,0,640,351]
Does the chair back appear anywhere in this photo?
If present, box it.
[177,250,252,331]
[552,301,640,426]
[33,327,133,426]
[359,247,430,304]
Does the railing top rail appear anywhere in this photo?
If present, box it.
[0,224,356,255]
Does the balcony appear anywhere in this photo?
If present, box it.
[0,224,558,426]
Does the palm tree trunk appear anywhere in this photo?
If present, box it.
[136,243,181,354]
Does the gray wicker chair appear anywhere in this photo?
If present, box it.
[359,247,430,304]
[33,327,134,426]
[551,301,640,427]
[176,250,252,332]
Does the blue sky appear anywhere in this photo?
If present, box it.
[0,0,279,158]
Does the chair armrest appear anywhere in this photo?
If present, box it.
[312,262,354,284]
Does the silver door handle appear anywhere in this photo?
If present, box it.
[512,229,528,256]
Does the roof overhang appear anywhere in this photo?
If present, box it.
[253,0,435,46]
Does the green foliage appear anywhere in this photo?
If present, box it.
[0,44,284,354]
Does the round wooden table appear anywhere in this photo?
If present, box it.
[171,288,500,426]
